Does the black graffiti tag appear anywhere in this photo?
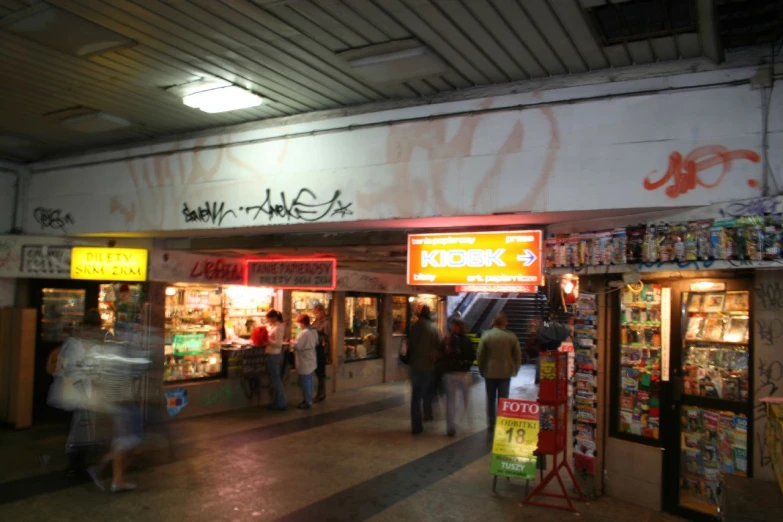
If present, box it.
[755,357,783,466]
[757,282,783,311]
[757,318,783,346]
[182,202,236,227]
[243,189,353,222]
[33,207,74,232]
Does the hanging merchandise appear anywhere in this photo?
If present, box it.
[573,293,598,475]
[544,212,783,269]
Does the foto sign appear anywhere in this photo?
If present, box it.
[246,258,336,289]
[490,398,540,480]
[70,247,148,281]
[407,230,543,286]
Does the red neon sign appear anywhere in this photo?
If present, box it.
[245,257,337,290]
[457,285,538,293]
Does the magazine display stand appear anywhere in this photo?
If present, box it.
[523,350,586,512]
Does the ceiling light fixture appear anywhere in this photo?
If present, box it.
[182,86,263,114]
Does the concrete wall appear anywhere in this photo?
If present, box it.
[24,71,778,236]
[604,437,664,511]
[752,269,783,481]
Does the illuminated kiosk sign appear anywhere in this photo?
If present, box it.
[245,258,336,290]
[456,285,538,293]
[407,231,543,286]
[70,247,148,281]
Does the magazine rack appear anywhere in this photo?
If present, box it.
[523,350,586,512]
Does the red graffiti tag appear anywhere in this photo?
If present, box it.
[643,145,761,198]
[190,259,245,282]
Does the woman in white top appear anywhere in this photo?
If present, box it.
[293,314,318,409]
[265,310,287,411]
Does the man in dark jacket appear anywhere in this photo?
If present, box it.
[407,305,440,434]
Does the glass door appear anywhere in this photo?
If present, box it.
[674,286,752,518]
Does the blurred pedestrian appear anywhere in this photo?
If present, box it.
[477,312,522,432]
[312,303,331,403]
[439,316,474,437]
[88,324,149,493]
[265,310,287,411]
[407,305,440,434]
[293,314,318,410]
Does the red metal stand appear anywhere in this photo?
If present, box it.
[523,351,586,513]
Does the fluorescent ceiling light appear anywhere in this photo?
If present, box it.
[340,40,447,84]
[349,47,429,67]
[182,86,264,114]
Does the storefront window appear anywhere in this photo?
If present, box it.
[40,288,85,342]
[164,285,223,382]
[99,283,144,339]
[345,295,380,361]
[291,291,332,340]
[392,296,409,335]
[223,285,275,340]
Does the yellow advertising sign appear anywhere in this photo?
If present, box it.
[70,247,148,282]
[492,416,540,458]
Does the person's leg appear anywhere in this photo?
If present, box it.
[498,378,511,400]
[266,353,286,409]
[410,371,424,433]
[422,372,434,421]
[444,373,458,436]
[299,373,314,407]
[485,378,499,430]
[315,345,326,402]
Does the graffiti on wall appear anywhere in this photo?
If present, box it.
[719,196,782,218]
[33,207,74,232]
[643,145,760,199]
[181,189,354,227]
[754,274,783,476]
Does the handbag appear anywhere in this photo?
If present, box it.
[48,375,86,411]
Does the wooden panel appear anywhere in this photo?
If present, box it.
[290,0,377,46]
[489,0,566,75]
[651,37,678,62]
[48,0,301,115]
[379,0,479,86]
[313,0,389,43]
[548,0,608,70]
[462,0,546,78]
[267,3,356,51]
[433,0,525,80]
[1,308,37,429]
[405,79,435,96]
[678,33,702,59]
[603,44,631,68]
[100,0,336,110]
[209,0,390,101]
[627,40,655,64]
[404,0,506,83]
[341,0,411,40]
[519,0,588,73]
[161,0,369,106]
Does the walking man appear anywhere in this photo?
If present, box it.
[477,312,522,432]
[407,305,441,434]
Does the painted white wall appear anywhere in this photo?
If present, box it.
[25,76,771,236]
[0,170,16,234]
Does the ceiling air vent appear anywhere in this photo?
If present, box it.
[587,0,698,45]
[338,40,447,84]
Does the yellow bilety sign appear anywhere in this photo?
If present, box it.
[70,247,148,282]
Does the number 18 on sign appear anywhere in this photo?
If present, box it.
[490,399,540,480]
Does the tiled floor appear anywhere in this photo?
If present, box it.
[0,366,687,521]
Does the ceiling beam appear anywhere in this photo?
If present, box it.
[698,0,724,64]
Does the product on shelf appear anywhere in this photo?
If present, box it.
[619,283,662,440]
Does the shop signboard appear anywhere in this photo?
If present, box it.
[246,258,336,290]
[490,398,540,480]
[456,284,538,293]
[70,247,148,281]
[148,250,246,284]
[407,230,543,286]
[19,245,72,278]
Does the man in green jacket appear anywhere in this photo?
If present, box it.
[477,312,522,431]
[407,305,441,434]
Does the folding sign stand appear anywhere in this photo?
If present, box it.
[523,351,587,513]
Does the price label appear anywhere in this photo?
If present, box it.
[492,417,539,457]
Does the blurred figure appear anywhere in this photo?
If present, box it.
[439,317,474,437]
[312,303,331,403]
[88,324,149,493]
[407,305,441,435]
[293,314,318,410]
[525,317,543,384]
[477,312,522,432]
[49,309,106,478]
[265,310,287,411]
